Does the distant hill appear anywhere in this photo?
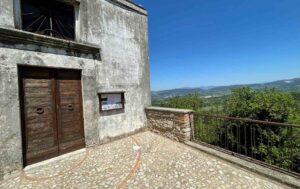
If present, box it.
[152,78,300,100]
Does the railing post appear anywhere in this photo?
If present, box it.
[289,126,294,170]
[189,112,195,141]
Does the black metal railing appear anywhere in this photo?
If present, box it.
[193,113,300,176]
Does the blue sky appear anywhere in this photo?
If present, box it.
[135,0,300,91]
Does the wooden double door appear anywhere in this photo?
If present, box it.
[19,67,85,166]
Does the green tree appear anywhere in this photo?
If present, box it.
[224,87,297,122]
[223,87,300,171]
[159,93,204,111]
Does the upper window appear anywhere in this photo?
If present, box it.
[21,0,75,40]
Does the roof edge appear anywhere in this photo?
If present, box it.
[106,0,148,16]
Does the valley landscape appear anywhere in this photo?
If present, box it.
[152,78,300,110]
[152,78,300,173]
[152,78,300,100]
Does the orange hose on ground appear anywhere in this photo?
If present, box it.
[116,137,142,189]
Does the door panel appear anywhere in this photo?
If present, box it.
[21,68,59,165]
[56,70,85,155]
[20,67,85,166]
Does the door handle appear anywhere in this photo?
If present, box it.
[36,107,44,114]
[68,104,74,111]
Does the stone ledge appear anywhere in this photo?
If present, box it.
[0,27,101,60]
[123,0,146,11]
[146,106,193,114]
[185,141,300,189]
[106,0,147,16]
[146,107,194,143]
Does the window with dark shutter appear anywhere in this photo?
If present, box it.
[21,0,75,40]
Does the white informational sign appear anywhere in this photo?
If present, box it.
[101,93,123,111]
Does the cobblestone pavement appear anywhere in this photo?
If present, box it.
[0,131,290,189]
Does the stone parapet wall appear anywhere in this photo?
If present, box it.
[145,107,193,142]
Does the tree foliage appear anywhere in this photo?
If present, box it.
[159,93,204,111]
[223,87,300,171]
[157,87,300,173]
[224,87,298,122]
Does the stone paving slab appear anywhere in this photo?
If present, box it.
[126,132,291,189]
[0,137,138,189]
[0,131,291,189]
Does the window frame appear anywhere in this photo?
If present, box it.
[98,92,126,112]
[13,0,80,41]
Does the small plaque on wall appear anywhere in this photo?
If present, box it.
[99,92,125,112]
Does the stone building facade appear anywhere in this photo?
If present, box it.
[0,0,150,179]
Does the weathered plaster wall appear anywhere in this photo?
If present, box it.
[85,0,150,141]
[0,0,150,179]
[0,0,15,28]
